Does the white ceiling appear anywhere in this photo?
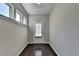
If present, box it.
[22,3,55,15]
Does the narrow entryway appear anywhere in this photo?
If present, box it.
[20,44,57,56]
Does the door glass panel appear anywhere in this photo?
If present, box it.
[35,23,42,37]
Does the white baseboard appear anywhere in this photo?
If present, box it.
[17,42,29,56]
[49,42,60,56]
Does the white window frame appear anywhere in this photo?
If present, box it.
[0,3,27,25]
[15,9,23,22]
[6,3,14,19]
[23,16,27,25]
[35,23,42,37]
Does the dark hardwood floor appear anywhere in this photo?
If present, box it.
[19,44,57,56]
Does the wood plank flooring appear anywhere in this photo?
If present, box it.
[19,44,57,56]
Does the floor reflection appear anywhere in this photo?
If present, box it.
[35,50,42,56]
[20,44,57,56]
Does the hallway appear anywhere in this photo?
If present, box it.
[20,44,57,56]
[0,3,79,56]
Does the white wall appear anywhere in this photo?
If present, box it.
[49,4,79,56]
[0,15,28,56]
[28,15,49,43]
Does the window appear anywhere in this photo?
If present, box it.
[15,9,27,25]
[0,3,14,19]
[16,11,20,22]
[7,3,14,19]
[0,3,27,25]
[35,23,42,37]
[0,3,9,17]
[23,16,27,25]
[15,9,22,22]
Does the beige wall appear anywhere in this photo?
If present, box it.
[0,3,29,56]
[0,15,28,56]
[49,3,79,56]
[28,15,49,43]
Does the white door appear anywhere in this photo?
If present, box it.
[33,21,45,43]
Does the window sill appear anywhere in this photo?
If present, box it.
[0,14,27,27]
